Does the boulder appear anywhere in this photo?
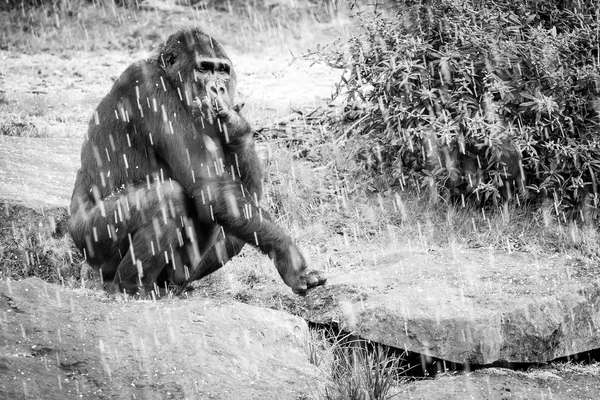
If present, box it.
[302,248,600,365]
[400,367,600,399]
[0,278,323,399]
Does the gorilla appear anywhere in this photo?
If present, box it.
[68,28,326,296]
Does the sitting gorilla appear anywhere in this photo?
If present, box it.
[68,28,326,296]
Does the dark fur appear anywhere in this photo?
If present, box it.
[68,28,325,295]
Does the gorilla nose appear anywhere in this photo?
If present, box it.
[208,82,228,98]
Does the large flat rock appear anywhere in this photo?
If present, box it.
[302,248,600,365]
[0,278,323,399]
[0,136,81,208]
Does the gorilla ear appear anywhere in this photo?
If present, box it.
[161,53,176,69]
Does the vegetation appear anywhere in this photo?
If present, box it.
[0,205,85,284]
[306,327,407,400]
[314,0,600,221]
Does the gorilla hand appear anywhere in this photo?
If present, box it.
[271,244,327,295]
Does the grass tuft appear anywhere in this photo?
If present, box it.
[305,327,408,400]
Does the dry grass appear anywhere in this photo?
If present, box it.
[0,0,353,55]
[0,204,89,287]
[303,327,408,400]
[256,112,600,266]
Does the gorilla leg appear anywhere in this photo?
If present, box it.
[69,179,202,293]
[111,217,190,294]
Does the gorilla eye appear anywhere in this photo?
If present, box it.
[199,61,213,72]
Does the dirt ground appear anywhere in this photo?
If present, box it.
[1,3,600,399]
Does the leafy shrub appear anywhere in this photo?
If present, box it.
[319,0,600,219]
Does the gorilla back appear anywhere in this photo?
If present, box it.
[68,28,326,296]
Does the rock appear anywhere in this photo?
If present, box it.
[0,278,324,399]
[400,367,600,399]
[0,136,80,209]
[301,248,600,365]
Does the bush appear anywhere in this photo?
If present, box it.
[319,0,600,219]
